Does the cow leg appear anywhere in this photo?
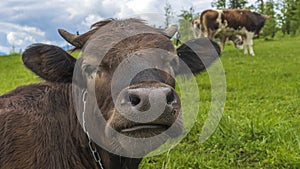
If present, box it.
[243,38,248,55]
[220,36,226,52]
[193,26,201,38]
[244,32,255,56]
[206,30,212,38]
[249,38,255,56]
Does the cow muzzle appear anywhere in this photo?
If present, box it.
[123,87,177,115]
[107,82,183,139]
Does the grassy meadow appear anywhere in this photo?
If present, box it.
[0,37,299,168]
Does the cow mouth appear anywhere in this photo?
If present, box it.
[114,122,172,138]
[120,124,169,133]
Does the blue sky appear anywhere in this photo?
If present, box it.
[0,0,256,54]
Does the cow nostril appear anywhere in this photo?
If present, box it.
[129,94,141,106]
[166,90,176,104]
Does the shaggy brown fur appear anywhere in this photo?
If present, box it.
[0,83,142,169]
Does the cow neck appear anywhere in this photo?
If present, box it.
[81,89,142,169]
[81,89,105,169]
[97,146,142,169]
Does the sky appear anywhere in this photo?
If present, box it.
[0,0,256,54]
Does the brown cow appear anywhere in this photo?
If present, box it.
[192,15,243,52]
[198,9,269,56]
[0,19,220,169]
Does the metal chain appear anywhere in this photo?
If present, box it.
[82,89,105,169]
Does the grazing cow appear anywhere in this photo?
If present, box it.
[0,19,220,169]
[192,16,243,51]
[198,9,269,56]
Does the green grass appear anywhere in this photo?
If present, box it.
[0,54,41,94]
[141,38,300,169]
[0,38,299,168]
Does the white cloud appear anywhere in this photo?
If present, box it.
[0,22,44,35]
[7,32,36,46]
[0,22,47,53]
[82,14,105,28]
[5,0,262,54]
[127,0,161,14]
[1,0,261,55]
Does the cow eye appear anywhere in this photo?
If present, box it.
[84,65,97,75]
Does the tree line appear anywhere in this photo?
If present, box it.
[172,0,300,41]
[213,0,300,37]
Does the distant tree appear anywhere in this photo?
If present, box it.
[211,0,227,9]
[9,45,17,54]
[276,0,286,33]
[262,0,278,38]
[228,0,248,9]
[178,7,194,22]
[279,0,300,35]
[291,0,300,34]
[257,0,265,13]
[178,7,195,42]
[164,1,174,28]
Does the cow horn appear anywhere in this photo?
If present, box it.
[164,24,178,38]
[58,20,113,49]
[58,29,79,47]
[58,28,98,49]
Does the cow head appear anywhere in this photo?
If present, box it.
[229,35,243,50]
[22,19,220,158]
[191,16,201,38]
[191,16,201,29]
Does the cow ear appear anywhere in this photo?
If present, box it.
[22,43,76,83]
[174,37,221,75]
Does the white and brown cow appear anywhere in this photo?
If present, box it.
[196,9,269,56]
[192,15,243,52]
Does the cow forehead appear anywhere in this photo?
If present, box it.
[80,19,175,69]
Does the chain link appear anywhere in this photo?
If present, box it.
[82,89,105,169]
